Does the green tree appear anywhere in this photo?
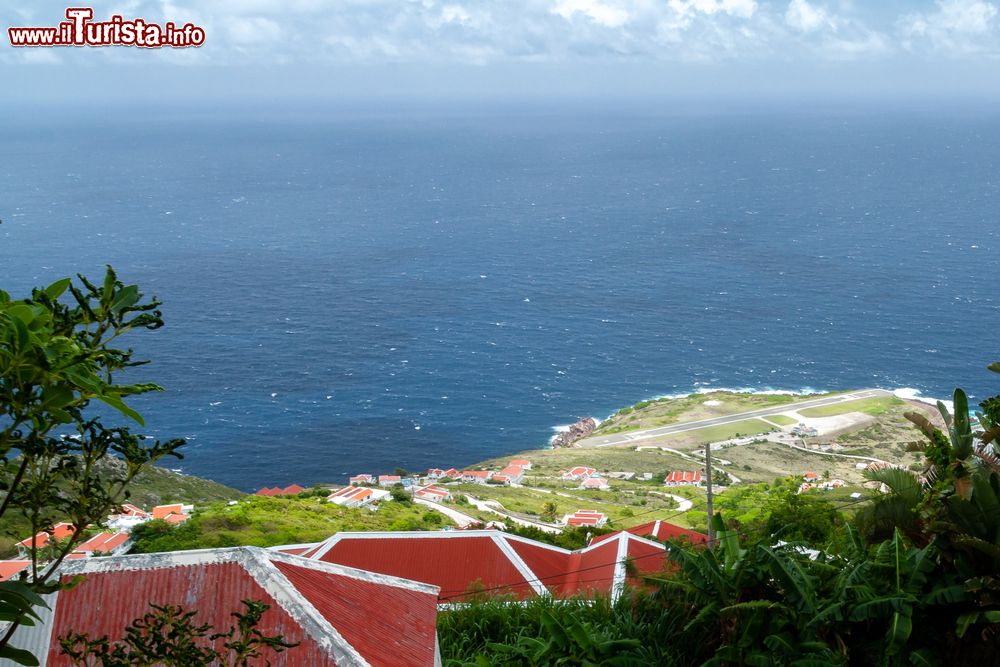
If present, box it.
[0,268,184,665]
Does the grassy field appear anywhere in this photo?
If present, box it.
[763,414,798,426]
[798,396,902,418]
[452,482,685,529]
[477,446,693,480]
[131,495,453,553]
[591,390,836,436]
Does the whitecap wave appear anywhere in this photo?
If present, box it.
[893,387,953,413]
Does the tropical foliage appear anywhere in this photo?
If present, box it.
[0,269,185,665]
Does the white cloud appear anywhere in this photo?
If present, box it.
[898,0,999,54]
[668,0,757,20]
[552,0,630,28]
[785,0,830,33]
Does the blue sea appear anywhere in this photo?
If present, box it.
[2,101,998,491]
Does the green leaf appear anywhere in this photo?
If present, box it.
[96,395,145,426]
[43,278,71,300]
[908,648,938,667]
[109,284,140,315]
[885,611,912,655]
[0,644,40,666]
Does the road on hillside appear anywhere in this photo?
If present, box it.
[578,389,894,449]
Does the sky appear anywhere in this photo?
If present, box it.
[2,0,1000,103]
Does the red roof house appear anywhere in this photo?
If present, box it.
[580,477,610,490]
[562,466,597,481]
[327,486,389,509]
[441,468,461,479]
[591,520,709,546]
[10,547,441,667]
[16,523,77,557]
[508,459,532,470]
[298,530,666,603]
[460,470,491,484]
[563,510,608,527]
[414,485,452,503]
[151,504,184,520]
[664,471,703,486]
[72,532,132,557]
[378,475,402,487]
[111,503,149,518]
[499,466,525,482]
[349,474,373,486]
[0,560,30,582]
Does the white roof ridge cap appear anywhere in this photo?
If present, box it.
[267,550,439,596]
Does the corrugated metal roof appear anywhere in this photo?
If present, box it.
[277,561,438,667]
[591,520,709,545]
[314,534,538,601]
[9,547,440,667]
[301,530,667,604]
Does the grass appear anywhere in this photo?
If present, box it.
[679,419,776,444]
[798,397,902,418]
[450,482,693,531]
[763,414,798,426]
[130,495,452,553]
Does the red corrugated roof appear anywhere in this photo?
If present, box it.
[281,484,306,495]
[25,548,438,667]
[276,561,438,667]
[311,534,540,601]
[462,470,490,478]
[591,520,709,545]
[299,531,668,603]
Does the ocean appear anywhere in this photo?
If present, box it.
[2,101,998,490]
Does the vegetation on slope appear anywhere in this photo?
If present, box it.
[130,494,453,552]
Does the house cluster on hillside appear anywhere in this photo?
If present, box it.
[347,459,533,491]
[798,471,847,494]
[0,501,193,582]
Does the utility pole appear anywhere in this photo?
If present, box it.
[705,440,714,548]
